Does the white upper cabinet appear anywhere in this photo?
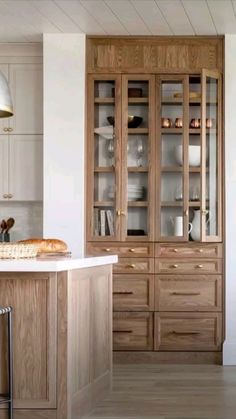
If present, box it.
[9,135,43,201]
[0,136,9,200]
[9,64,43,135]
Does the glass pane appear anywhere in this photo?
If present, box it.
[125,79,150,238]
[160,80,185,238]
[206,76,218,237]
[93,80,117,238]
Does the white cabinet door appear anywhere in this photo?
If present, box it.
[9,64,43,134]
[0,64,10,133]
[9,135,43,200]
[0,136,9,201]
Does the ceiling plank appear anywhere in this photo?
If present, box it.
[104,0,151,35]
[156,0,195,35]
[131,0,172,35]
[81,0,128,35]
[207,0,236,34]
[182,0,217,35]
[55,0,106,34]
[31,0,81,33]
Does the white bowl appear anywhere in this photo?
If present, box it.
[175,145,201,167]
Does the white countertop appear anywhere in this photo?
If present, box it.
[0,255,118,272]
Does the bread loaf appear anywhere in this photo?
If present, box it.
[17,238,68,253]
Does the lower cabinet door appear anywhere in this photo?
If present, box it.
[113,274,154,311]
[113,312,153,350]
[154,312,222,351]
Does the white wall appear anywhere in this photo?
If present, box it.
[223,34,236,365]
[43,34,86,256]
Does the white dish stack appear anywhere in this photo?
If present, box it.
[127,185,144,201]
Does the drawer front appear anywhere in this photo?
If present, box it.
[155,275,222,312]
[87,242,154,257]
[114,258,154,274]
[154,312,222,351]
[155,243,223,258]
[155,259,222,274]
[113,274,154,311]
[113,312,153,351]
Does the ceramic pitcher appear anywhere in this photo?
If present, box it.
[191,209,210,241]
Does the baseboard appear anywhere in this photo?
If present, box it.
[223,341,236,365]
[113,351,222,365]
[0,410,56,419]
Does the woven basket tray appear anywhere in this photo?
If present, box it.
[0,243,39,259]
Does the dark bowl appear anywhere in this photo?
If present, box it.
[107,115,143,128]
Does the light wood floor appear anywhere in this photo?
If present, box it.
[86,364,236,419]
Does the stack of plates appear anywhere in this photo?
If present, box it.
[128,185,143,201]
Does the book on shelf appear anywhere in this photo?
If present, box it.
[94,208,100,236]
[106,210,114,236]
[100,209,106,236]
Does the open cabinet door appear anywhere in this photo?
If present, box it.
[201,69,222,242]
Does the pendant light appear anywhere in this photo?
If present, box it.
[0,71,13,118]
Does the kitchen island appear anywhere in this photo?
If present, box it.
[0,255,117,419]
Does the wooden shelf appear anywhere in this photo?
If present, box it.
[128,201,148,207]
[189,128,216,134]
[161,166,202,173]
[161,201,208,207]
[128,128,149,134]
[94,167,114,172]
[128,167,149,172]
[94,201,114,207]
[128,97,148,104]
[94,97,114,104]
[161,128,183,134]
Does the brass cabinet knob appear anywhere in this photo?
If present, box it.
[196,264,203,268]
[8,194,13,198]
[129,248,135,253]
[171,264,178,268]
[3,128,8,132]
[116,210,121,216]
[120,210,126,216]
[3,193,8,198]
[104,248,111,252]
[8,128,13,132]
[173,248,178,253]
[126,263,135,269]
[198,249,203,253]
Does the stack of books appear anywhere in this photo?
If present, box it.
[94,209,114,236]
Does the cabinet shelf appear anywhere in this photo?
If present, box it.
[94,167,114,172]
[128,167,149,172]
[161,201,208,207]
[94,201,114,207]
[94,97,114,104]
[128,128,149,134]
[128,201,148,207]
[161,166,205,173]
[128,97,149,104]
[161,128,182,134]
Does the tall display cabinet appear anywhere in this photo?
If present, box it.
[86,37,224,364]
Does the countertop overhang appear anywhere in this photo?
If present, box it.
[0,255,118,272]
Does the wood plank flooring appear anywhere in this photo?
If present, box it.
[86,364,236,419]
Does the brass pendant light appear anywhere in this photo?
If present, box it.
[0,71,13,118]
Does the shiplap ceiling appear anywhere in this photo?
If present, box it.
[0,0,236,41]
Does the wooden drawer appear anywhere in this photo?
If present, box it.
[155,275,222,312]
[155,243,223,258]
[87,242,154,257]
[113,274,154,311]
[154,312,222,351]
[114,258,154,274]
[113,312,153,351]
[155,259,222,274]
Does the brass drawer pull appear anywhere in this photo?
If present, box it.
[113,291,133,295]
[173,248,178,253]
[171,264,178,268]
[3,194,8,198]
[8,128,13,132]
[198,249,203,253]
[171,331,200,335]
[103,248,111,252]
[171,292,201,296]
[8,194,13,199]
[196,264,203,269]
[126,264,135,269]
[113,330,132,334]
[3,127,8,132]
[129,248,135,253]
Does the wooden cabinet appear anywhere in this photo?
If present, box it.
[0,62,43,201]
[113,312,153,351]
[86,37,224,363]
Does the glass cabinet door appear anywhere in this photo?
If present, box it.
[201,70,222,241]
[157,76,189,241]
[87,75,122,240]
[121,75,155,241]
